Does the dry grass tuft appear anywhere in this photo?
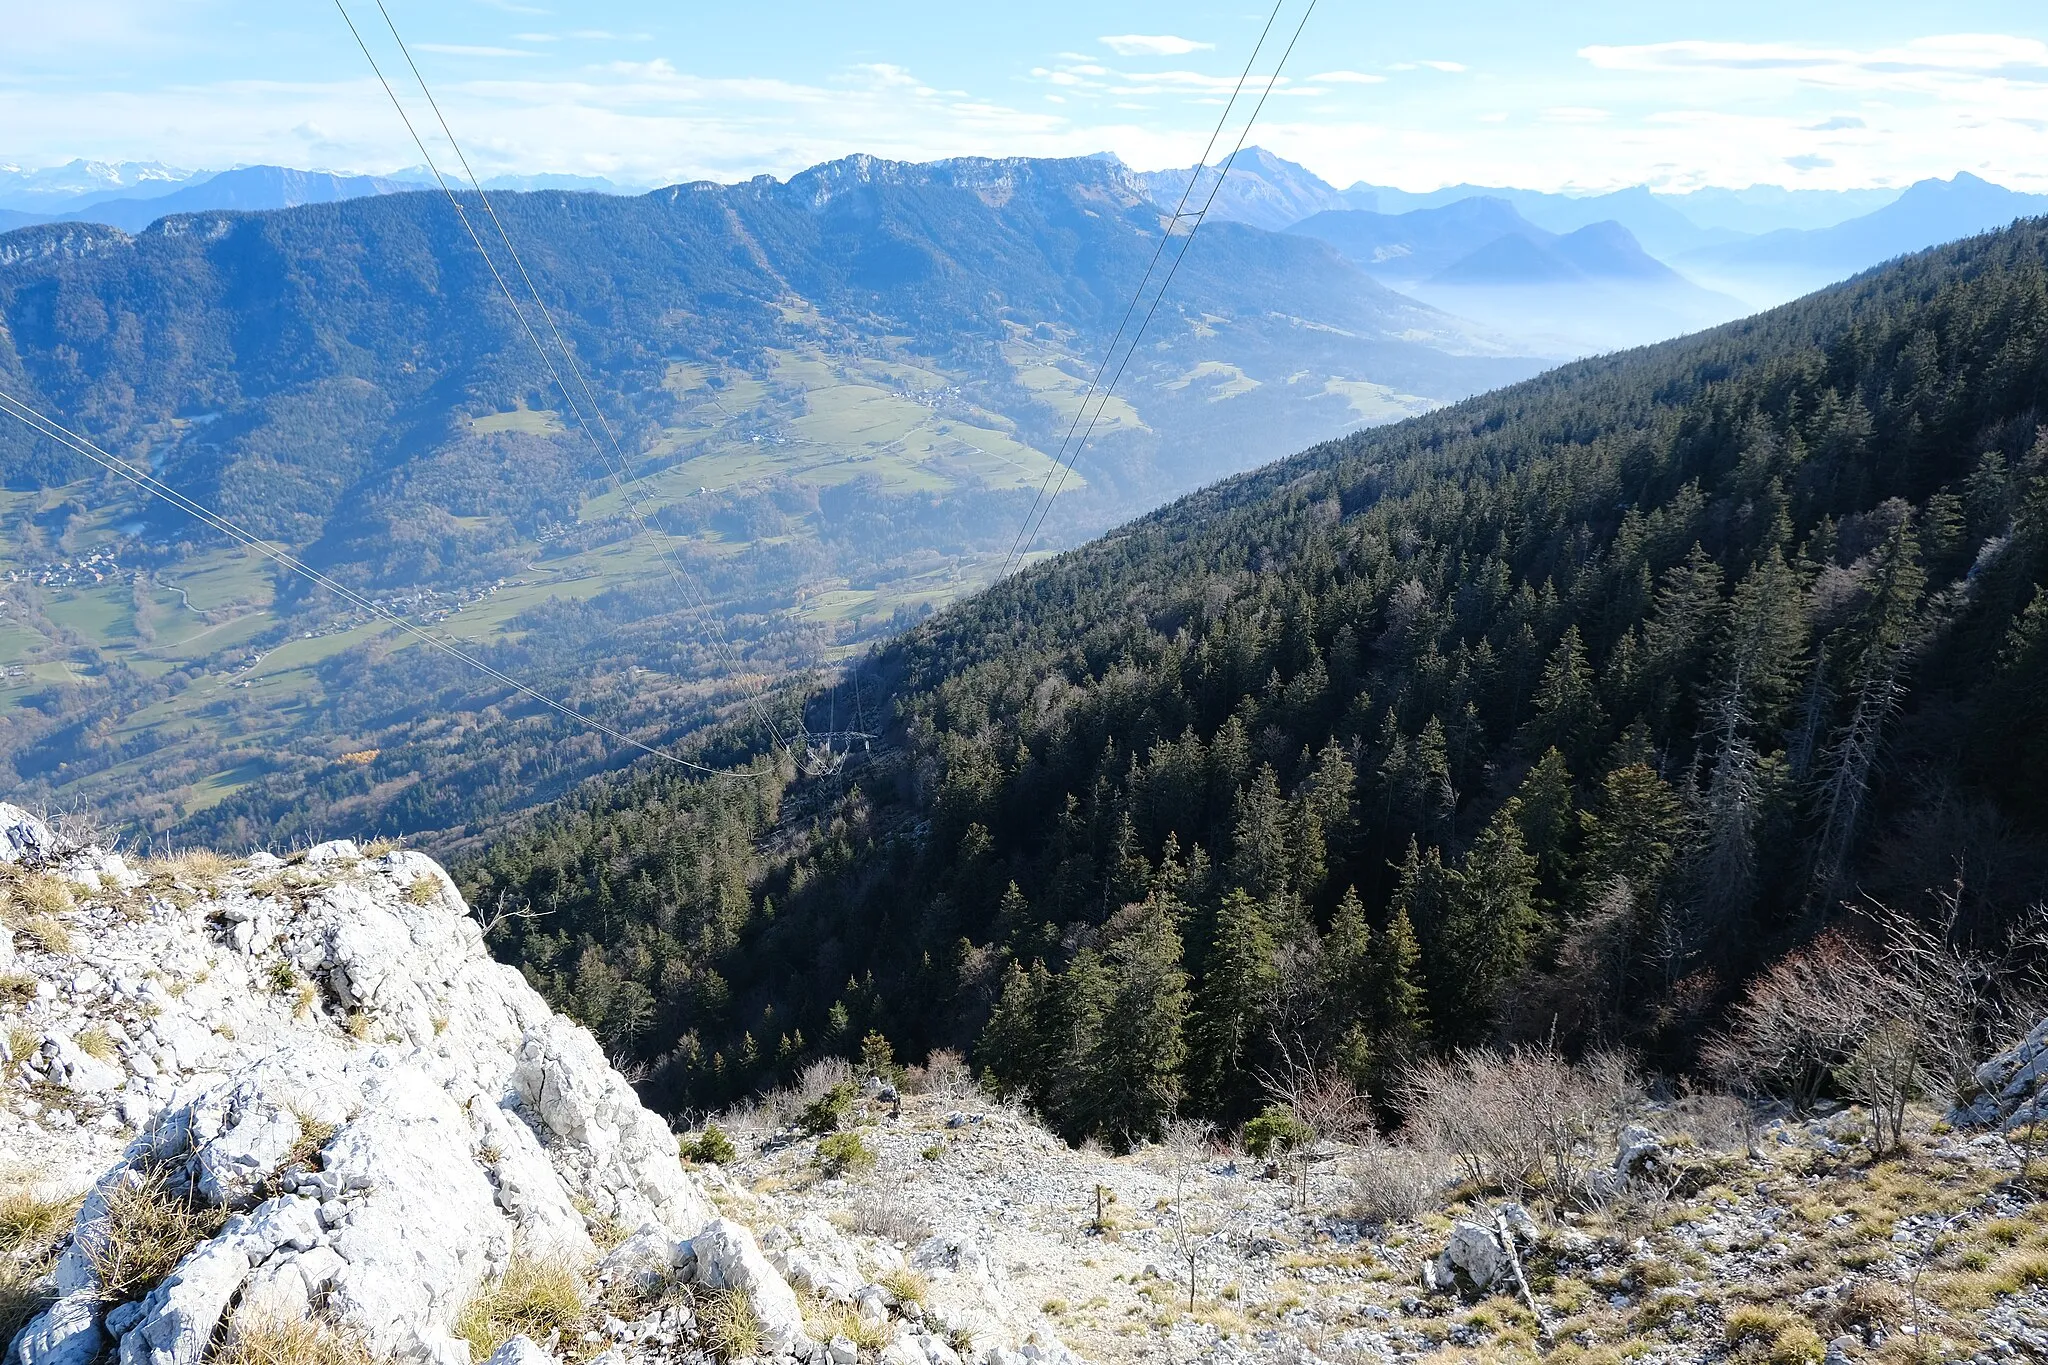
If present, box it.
[0,1170,79,1341]
[81,1166,229,1301]
[215,1314,376,1365]
[697,1285,764,1362]
[0,1182,82,1259]
[20,913,73,955]
[878,1265,930,1307]
[1724,1303,1825,1364]
[806,1295,891,1350]
[6,1021,39,1062]
[155,849,233,886]
[405,876,440,906]
[2,872,75,924]
[285,1111,338,1173]
[454,1250,588,1360]
[74,1023,118,1063]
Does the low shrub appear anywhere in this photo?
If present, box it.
[799,1082,858,1136]
[1351,1141,1444,1224]
[684,1124,737,1166]
[1243,1105,1314,1160]
[817,1131,875,1178]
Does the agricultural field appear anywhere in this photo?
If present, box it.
[0,334,1138,839]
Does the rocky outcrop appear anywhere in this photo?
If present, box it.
[1,803,1075,1365]
[1956,1016,2048,1130]
[1,802,715,1364]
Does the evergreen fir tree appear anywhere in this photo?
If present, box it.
[1081,903,1191,1147]
[1581,762,1686,906]
[1432,800,1539,1040]
[1512,747,1576,897]
[1191,889,1278,1117]
[1525,625,1606,767]
[1229,765,1293,902]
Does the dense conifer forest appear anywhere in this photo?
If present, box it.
[460,218,2048,1145]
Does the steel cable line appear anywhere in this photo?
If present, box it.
[0,387,759,779]
[333,0,795,766]
[1002,0,1319,579]
[998,0,1287,581]
[364,0,796,764]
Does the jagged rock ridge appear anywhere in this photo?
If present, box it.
[0,805,1076,1365]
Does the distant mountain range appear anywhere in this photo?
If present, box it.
[0,161,644,233]
[1676,172,2048,307]
[1127,150,2048,350]
[7,149,2044,359]
[1127,148,1904,257]
[0,158,199,210]
[1289,198,1744,353]
[0,151,1539,837]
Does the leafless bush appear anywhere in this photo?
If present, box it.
[1258,1046,1377,1209]
[717,1095,785,1139]
[1350,1141,1448,1225]
[1666,1084,1758,1156]
[1702,929,1874,1112]
[1397,1044,1638,1201]
[796,1057,856,1104]
[902,1048,971,1099]
[846,1170,931,1244]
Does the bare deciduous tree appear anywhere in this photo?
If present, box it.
[1259,1033,1375,1209]
[1705,880,2048,1153]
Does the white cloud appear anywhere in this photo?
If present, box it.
[1309,71,1387,85]
[1099,35,1212,57]
[415,44,536,58]
[1580,34,2048,90]
[1417,60,1468,73]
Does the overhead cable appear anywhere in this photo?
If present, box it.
[1000,0,1320,579]
[334,0,795,765]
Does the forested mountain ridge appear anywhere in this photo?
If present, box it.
[0,153,1531,844]
[462,214,2048,1147]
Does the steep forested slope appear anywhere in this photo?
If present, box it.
[462,219,2048,1146]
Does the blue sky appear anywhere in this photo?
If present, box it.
[5,0,2048,191]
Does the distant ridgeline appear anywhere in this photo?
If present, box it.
[0,155,1530,843]
[463,217,2048,1144]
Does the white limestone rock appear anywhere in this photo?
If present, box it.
[1959,1015,2048,1129]
[1426,1219,1508,1296]
[10,1291,103,1365]
[5,818,730,1365]
[690,1217,810,1355]
[0,801,58,866]
[484,1337,558,1365]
